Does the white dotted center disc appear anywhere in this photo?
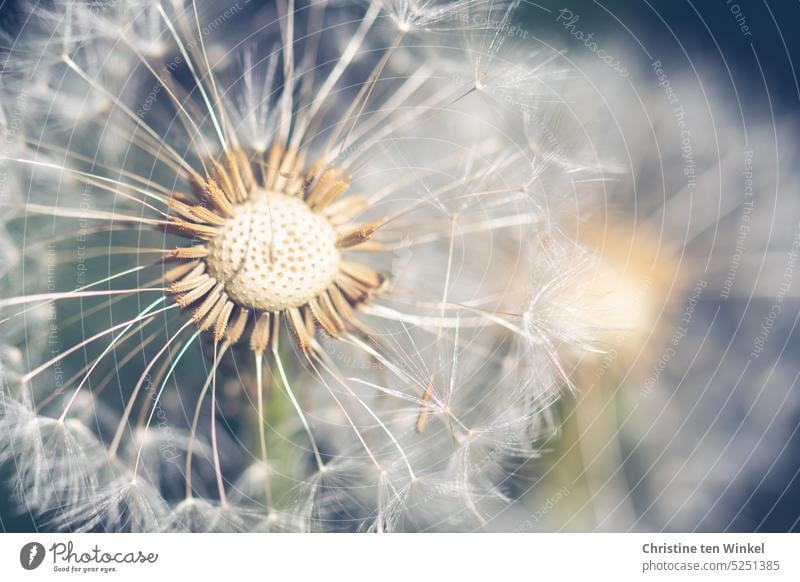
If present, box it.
[205,192,340,311]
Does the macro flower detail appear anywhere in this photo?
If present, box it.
[164,146,384,351]
[0,0,608,532]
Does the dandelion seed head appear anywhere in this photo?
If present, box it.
[50,467,168,532]
[0,0,615,532]
[205,192,341,311]
[0,398,107,517]
[161,497,272,532]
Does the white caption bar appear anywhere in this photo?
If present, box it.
[1,533,798,581]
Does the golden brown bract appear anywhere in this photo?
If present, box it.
[164,143,386,353]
